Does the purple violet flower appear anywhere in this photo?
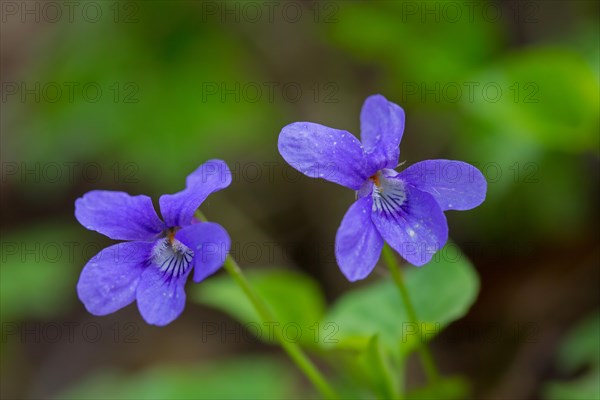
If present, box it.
[278,94,487,281]
[75,160,231,326]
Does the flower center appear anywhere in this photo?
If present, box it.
[369,173,381,187]
[151,229,194,279]
[371,171,407,215]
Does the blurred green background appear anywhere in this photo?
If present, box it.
[1,1,598,399]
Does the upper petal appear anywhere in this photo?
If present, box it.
[159,160,232,227]
[335,195,384,281]
[75,191,165,241]
[77,241,153,316]
[371,179,448,266]
[136,263,190,326]
[175,222,231,283]
[360,94,406,171]
[399,160,487,211]
[278,122,368,190]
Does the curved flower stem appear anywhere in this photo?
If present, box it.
[381,244,440,384]
[222,256,339,399]
[194,211,339,399]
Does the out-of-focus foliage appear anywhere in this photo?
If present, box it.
[2,6,278,194]
[543,313,600,400]
[405,376,470,400]
[328,0,502,84]
[57,356,299,399]
[0,221,81,322]
[463,48,599,153]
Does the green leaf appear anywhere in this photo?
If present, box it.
[406,376,470,400]
[328,1,501,84]
[543,313,600,400]
[463,48,599,152]
[191,269,327,347]
[321,243,480,356]
[556,313,600,373]
[57,356,299,399]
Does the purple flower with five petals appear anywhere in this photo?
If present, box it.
[75,160,232,326]
[278,94,487,281]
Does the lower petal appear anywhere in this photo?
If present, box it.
[136,266,189,326]
[335,195,384,281]
[77,241,152,316]
[371,181,448,266]
[175,222,231,283]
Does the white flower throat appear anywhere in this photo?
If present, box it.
[371,172,407,215]
[151,229,194,279]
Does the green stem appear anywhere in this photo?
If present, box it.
[222,256,339,399]
[381,244,440,384]
[195,211,339,399]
